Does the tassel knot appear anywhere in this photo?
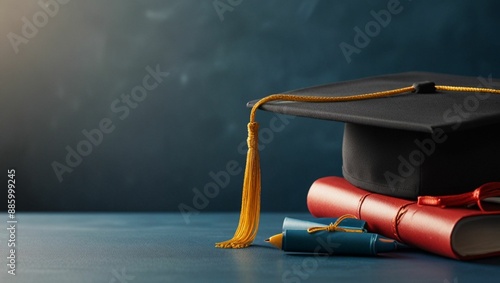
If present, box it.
[247,122,259,149]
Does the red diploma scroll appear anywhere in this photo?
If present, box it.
[307,176,500,260]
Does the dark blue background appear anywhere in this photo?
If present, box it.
[1,0,499,212]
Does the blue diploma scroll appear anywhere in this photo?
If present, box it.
[266,217,400,255]
[282,229,397,255]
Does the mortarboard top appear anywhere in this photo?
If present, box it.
[216,71,500,249]
[248,72,500,133]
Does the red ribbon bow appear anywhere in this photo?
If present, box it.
[417,182,500,212]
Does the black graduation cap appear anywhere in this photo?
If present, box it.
[248,72,500,199]
[216,71,500,249]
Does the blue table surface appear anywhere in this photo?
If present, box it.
[1,212,499,283]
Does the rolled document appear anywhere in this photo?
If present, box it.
[266,217,400,255]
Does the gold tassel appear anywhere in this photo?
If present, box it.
[215,122,261,248]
